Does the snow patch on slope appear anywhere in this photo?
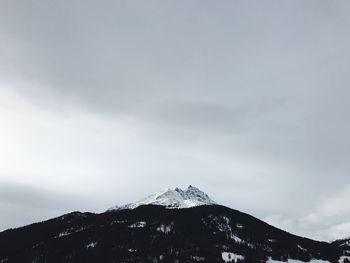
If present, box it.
[108,185,216,210]
[266,258,330,263]
[128,221,147,228]
[157,223,173,234]
[222,252,244,262]
[86,241,98,249]
[339,256,350,263]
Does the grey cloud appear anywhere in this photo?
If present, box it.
[0,181,91,231]
[137,97,289,136]
[0,181,85,211]
[2,1,348,108]
[1,0,350,241]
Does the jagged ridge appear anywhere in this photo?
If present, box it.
[108,185,217,210]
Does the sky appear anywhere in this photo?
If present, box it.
[1,0,350,241]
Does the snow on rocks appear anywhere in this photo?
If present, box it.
[128,221,147,228]
[266,257,330,263]
[205,215,243,243]
[156,223,173,234]
[85,241,98,249]
[108,185,216,210]
[222,252,244,262]
[297,244,307,252]
[339,256,350,263]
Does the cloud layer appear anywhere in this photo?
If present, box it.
[1,0,350,241]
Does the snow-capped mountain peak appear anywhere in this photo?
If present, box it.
[108,185,217,210]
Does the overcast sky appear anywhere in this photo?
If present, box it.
[1,0,350,241]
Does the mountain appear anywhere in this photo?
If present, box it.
[332,238,350,250]
[108,185,217,210]
[332,238,350,263]
[0,186,349,263]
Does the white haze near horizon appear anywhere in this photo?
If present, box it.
[1,0,350,241]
